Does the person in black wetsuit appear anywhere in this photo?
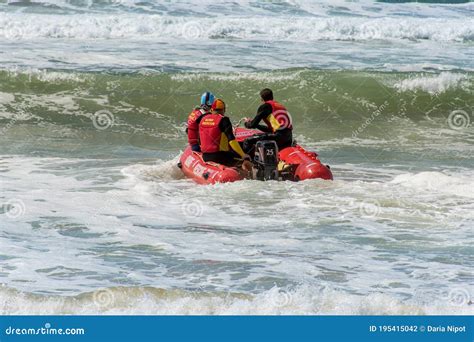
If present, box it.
[244,88,293,151]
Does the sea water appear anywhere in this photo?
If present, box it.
[0,0,473,314]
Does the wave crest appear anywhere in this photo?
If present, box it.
[0,14,472,42]
[1,285,472,315]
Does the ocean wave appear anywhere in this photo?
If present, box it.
[390,171,474,199]
[3,0,472,19]
[4,67,91,84]
[393,72,469,94]
[0,68,472,133]
[1,285,472,315]
[0,13,472,42]
[170,70,305,83]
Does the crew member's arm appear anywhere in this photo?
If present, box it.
[189,110,208,152]
[244,103,272,133]
[220,117,249,160]
[187,111,199,145]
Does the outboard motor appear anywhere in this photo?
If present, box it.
[253,140,279,181]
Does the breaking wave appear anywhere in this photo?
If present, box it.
[0,14,473,42]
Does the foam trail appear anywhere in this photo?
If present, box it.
[121,156,185,182]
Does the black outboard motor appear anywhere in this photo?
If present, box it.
[253,140,279,181]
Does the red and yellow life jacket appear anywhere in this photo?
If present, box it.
[199,113,230,153]
[187,107,209,145]
[263,100,292,133]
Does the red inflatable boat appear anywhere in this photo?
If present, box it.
[179,128,333,185]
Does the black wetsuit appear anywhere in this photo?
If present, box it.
[244,103,293,151]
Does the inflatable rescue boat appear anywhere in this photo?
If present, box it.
[178,127,333,184]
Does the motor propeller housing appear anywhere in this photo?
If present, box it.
[253,140,279,181]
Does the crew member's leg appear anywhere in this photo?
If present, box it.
[203,152,238,167]
[275,129,293,150]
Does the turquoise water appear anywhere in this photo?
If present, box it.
[0,0,473,314]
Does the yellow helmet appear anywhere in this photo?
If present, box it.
[211,98,226,112]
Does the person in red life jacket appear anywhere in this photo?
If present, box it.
[187,91,215,152]
[244,88,293,150]
[199,99,251,167]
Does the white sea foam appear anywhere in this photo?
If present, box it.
[171,71,305,83]
[0,1,472,72]
[5,66,89,83]
[0,152,473,316]
[1,0,473,317]
[121,157,185,182]
[0,91,15,104]
[390,171,474,199]
[1,285,472,315]
[393,72,469,94]
[0,13,472,42]
[3,0,472,19]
